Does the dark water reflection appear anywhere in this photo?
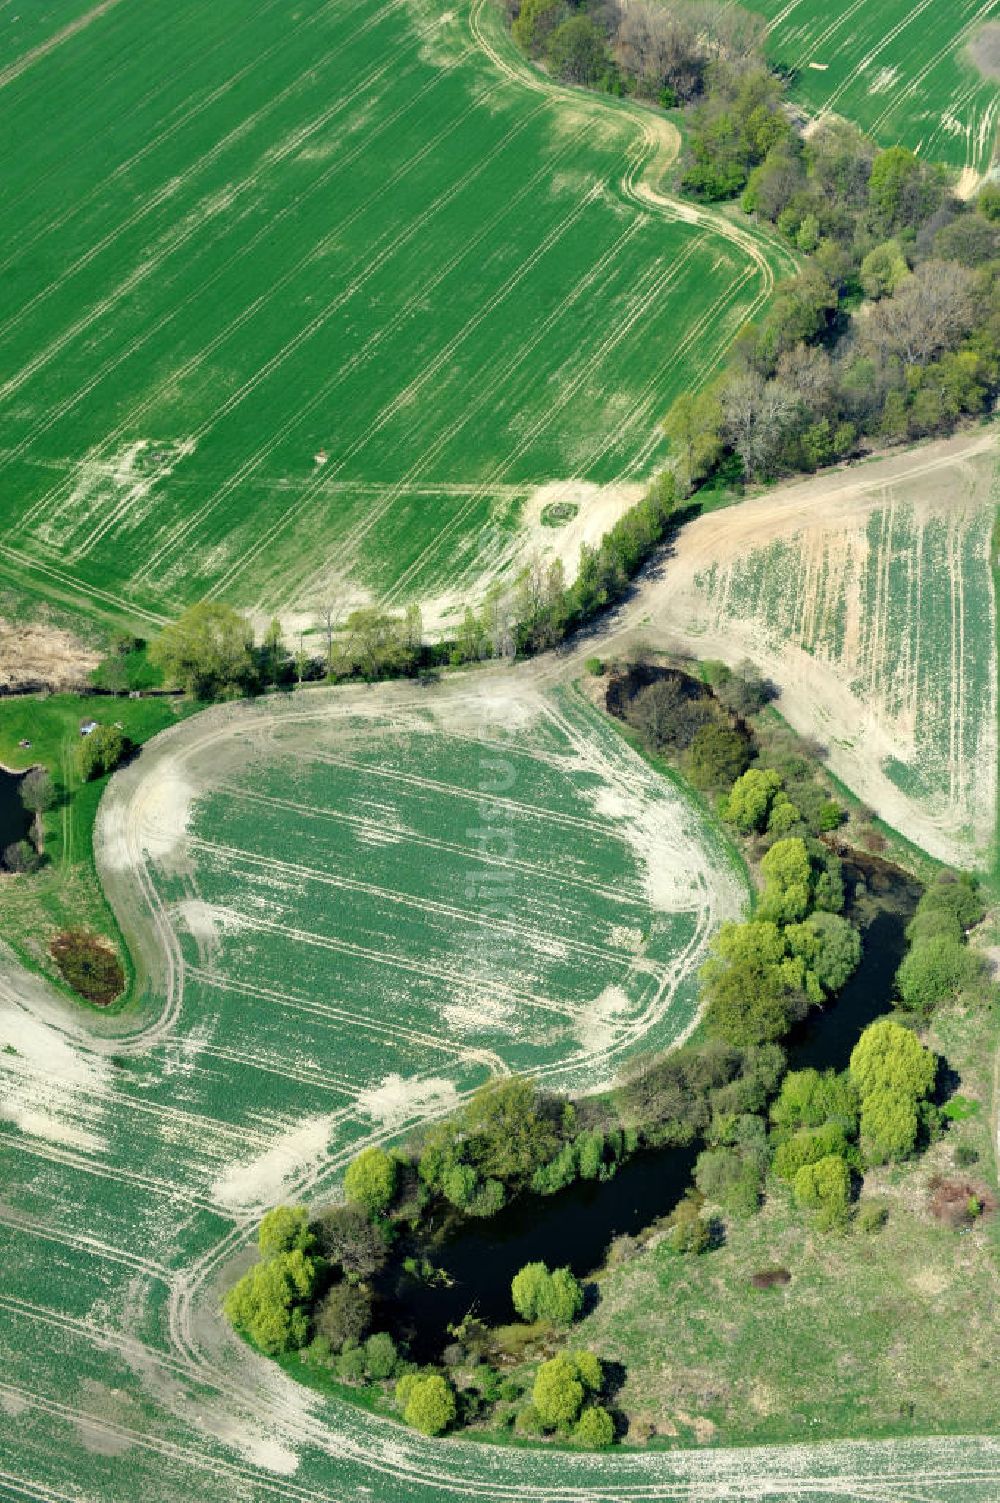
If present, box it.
[385,853,920,1356]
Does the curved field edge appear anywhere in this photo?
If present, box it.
[0,0,792,639]
[595,428,1000,871]
[0,671,997,1500]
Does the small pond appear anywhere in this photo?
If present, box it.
[383,852,920,1358]
[0,767,32,862]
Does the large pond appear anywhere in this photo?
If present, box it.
[0,767,32,862]
[383,852,920,1358]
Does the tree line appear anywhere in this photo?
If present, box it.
[665,129,1000,485]
[143,474,678,699]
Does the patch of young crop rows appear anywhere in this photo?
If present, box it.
[0,0,770,627]
[755,0,999,172]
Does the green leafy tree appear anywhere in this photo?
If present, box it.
[512,0,564,54]
[363,1331,398,1381]
[849,1020,936,1101]
[701,920,808,1045]
[223,1249,317,1355]
[868,146,942,234]
[759,837,813,923]
[770,1068,859,1136]
[895,935,983,1014]
[661,387,724,490]
[546,15,606,83]
[343,1147,397,1217]
[792,1153,850,1227]
[859,240,910,300]
[532,1352,601,1430]
[906,873,984,944]
[258,1205,313,1258]
[511,1262,583,1325]
[773,1122,850,1181]
[76,723,127,781]
[399,1373,457,1436]
[978,182,1000,221]
[859,1086,919,1165]
[694,1144,764,1216]
[685,722,751,789]
[574,1404,615,1448]
[150,602,254,698]
[724,767,782,832]
[784,912,861,994]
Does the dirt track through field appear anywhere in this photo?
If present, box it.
[0,1,997,1495]
[3,431,999,1500]
[596,430,999,868]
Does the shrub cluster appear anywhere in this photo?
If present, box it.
[76,723,129,781]
[49,929,125,1006]
[895,871,986,1016]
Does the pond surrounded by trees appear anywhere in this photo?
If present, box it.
[383,853,919,1359]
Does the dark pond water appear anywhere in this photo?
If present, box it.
[384,853,920,1358]
[0,768,31,860]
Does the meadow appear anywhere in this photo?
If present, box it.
[579,990,1000,1448]
[755,0,999,175]
[0,0,782,640]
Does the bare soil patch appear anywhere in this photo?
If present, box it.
[595,430,998,866]
[968,22,1000,81]
[0,616,99,693]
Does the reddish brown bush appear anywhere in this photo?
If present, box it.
[928,1175,996,1228]
[49,930,125,1005]
[750,1266,791,1288]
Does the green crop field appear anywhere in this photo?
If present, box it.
[4,678,1000,1500]
[644,437,999,868]
[756,0,999,174]
[0,677,762,1501]
[0,0,784,638]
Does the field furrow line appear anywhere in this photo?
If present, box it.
[181,908,590,1021]
[0,1296,206,1386]
[66,60,507,557]
[184,965,509,1074]
[306,749,619,835]
[10,42,469,532]
[120,93,577,585]
[0,0,319,265]
[0,0,130,92]
[867,0,997,142]
[0,1207,169,1281]
[202,175,626,603]
[3,1133,219,1213]
[183,833,665,966]
[0,542,168,626]
[816,0,941,118]
[377,241,705,605]
[0,0,417,350]
[290,210,659,605]
[217,784,646,905]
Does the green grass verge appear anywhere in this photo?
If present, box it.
[577,993,1000,1448]
[0,693,196,1007]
